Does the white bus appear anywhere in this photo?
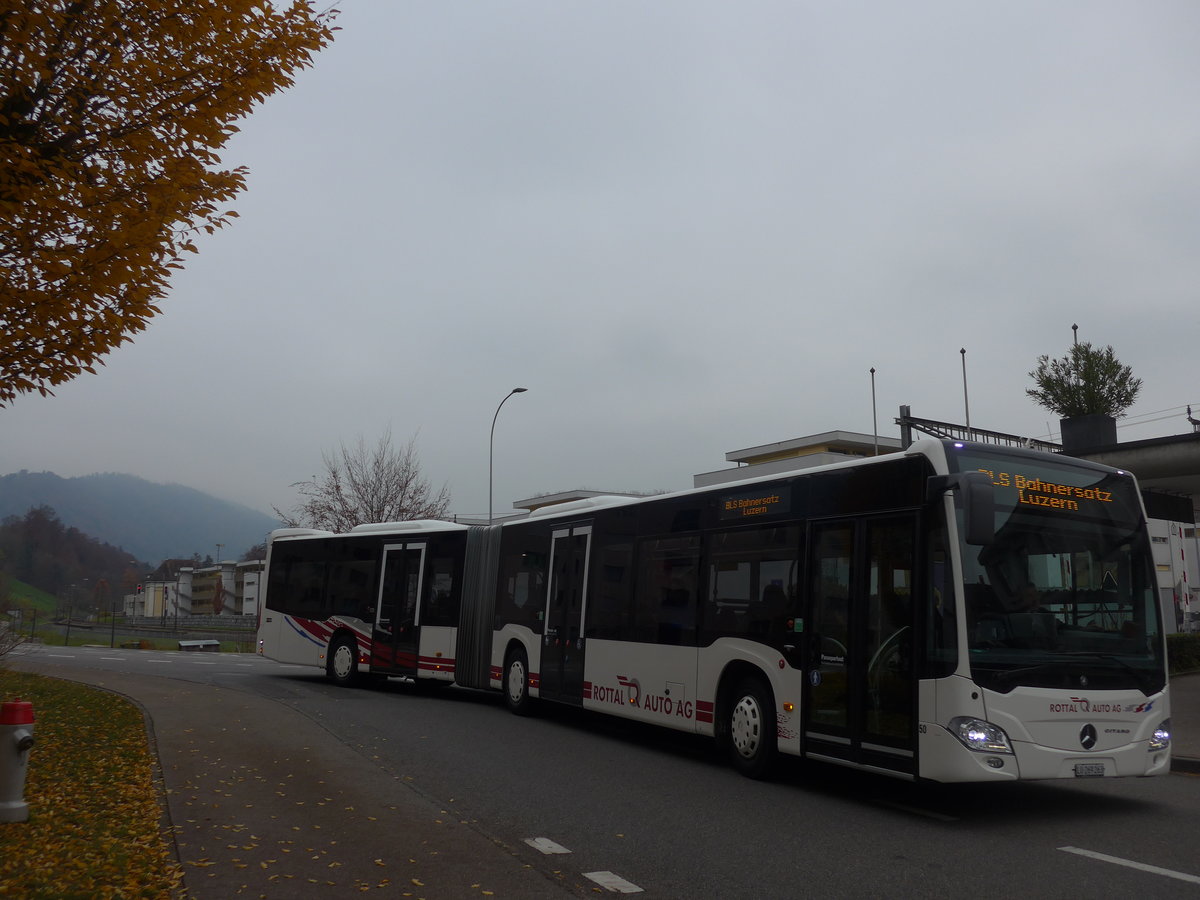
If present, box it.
[257,438,1172,782]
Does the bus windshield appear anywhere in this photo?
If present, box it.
[948,447,1165,695]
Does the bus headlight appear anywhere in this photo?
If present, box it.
[949,717,1014,754]
[1149,719,1171,751]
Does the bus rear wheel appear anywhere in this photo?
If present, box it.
[504,647,534,716]
[725,676,777,779]
[327,634,360,687]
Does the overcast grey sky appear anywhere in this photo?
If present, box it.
[3,1,1198,519]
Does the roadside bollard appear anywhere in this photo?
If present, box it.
[0,699,35,824]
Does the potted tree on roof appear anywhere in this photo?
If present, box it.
[1026,336,1142,453]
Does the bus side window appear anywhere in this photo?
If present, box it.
[496,542,547,630]
[296,561,326,618]
[633,536,700,646]
[588,542,632,640]
[424,556,457,626]
[326,548,374,621]
[705,527,800,644]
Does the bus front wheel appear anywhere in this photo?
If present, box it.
[504,647,534,716]
[725,676,777,779]
[327,635,360,687]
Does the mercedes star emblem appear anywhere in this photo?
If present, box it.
[1080,724,1098,750]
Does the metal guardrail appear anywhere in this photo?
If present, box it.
[897,405,1061,453]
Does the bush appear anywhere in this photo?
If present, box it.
[1167,633,1200,675]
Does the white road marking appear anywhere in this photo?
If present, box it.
[1058,847,1200,885]
[525,839,641,893]
[583,871,643,894]
[525,837,572,855]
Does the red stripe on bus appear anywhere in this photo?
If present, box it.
[369,645,394,667]
[370,645,420,670]
[293,617,334,643]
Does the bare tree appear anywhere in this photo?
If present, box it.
[276,430,451,532]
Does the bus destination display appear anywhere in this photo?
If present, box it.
[719,489,789,520]
[973,467,1114,513]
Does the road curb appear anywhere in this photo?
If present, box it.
[1171,755,1200,775]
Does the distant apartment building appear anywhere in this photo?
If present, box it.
[236,561,264,617]
[125,559,192,619]
[178,561,264,616]
[126,559,264,618]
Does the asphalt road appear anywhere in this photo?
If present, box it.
[9,644,1200,898]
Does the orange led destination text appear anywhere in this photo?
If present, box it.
[723,493,782,518]
[975,469,1113,513]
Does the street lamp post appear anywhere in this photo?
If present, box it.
[960,348,971,438]
[489,388,527,525]
[870,367,878,456]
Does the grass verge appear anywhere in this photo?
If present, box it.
[0,669,181,899]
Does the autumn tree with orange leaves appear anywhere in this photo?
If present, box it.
[0,1,337,406]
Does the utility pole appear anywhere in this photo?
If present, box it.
[870,367,878,455]
[960,348,971,437]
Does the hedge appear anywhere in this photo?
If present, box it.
[1168,632,1200,676]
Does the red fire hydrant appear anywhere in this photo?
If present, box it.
[0,699,35,823]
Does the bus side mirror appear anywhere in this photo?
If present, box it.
[927,472,995,546]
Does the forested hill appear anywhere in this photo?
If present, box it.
[0,507,144,605]
[0,471,280,564]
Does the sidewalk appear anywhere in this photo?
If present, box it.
[1168,671,1200,774]
[13,661,582,899]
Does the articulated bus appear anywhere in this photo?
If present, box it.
[256,438,1172,782]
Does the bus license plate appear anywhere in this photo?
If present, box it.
[1073,763,1105,778]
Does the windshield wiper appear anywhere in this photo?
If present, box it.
[1061,651,1159,694]
[985,663,1071,692]
[985,654,1158,694]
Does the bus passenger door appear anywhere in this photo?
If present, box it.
[540,525,592,705]
[804,515,916,775]
[373,542,426,676]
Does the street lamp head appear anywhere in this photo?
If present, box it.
[490,388,529,525]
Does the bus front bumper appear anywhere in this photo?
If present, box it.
[919,723,1171,782]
